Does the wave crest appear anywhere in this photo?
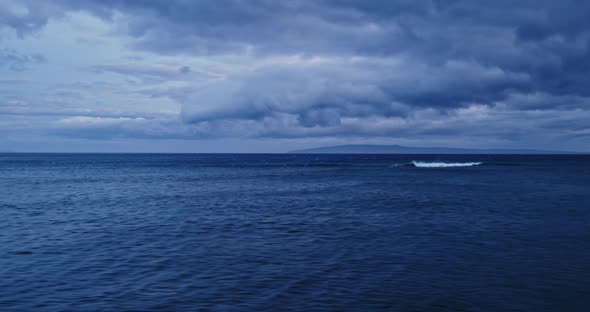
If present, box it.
[411,161,483,168]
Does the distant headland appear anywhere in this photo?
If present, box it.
[289,144,581,154]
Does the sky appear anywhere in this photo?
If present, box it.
[1,0,589,153]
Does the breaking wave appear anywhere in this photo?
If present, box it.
[411,161,483,168]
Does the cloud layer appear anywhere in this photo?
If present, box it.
[1,0,590,151]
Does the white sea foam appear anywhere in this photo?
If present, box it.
[412,161,483,168]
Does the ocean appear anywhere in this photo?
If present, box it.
[1,153,589,311]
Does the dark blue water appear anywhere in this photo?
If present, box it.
[1,154,589,311]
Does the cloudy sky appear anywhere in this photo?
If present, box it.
[1,0,589,152]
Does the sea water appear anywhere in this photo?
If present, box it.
[1,153,589,311]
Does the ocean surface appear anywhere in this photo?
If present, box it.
[1,153,589,311]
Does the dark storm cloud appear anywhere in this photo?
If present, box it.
[179,58,529,125]
[3,0,590,146]
[50,1,588,101]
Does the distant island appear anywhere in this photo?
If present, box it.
[289,144,580,154]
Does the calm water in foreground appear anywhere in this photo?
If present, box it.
[1,153,589,311]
